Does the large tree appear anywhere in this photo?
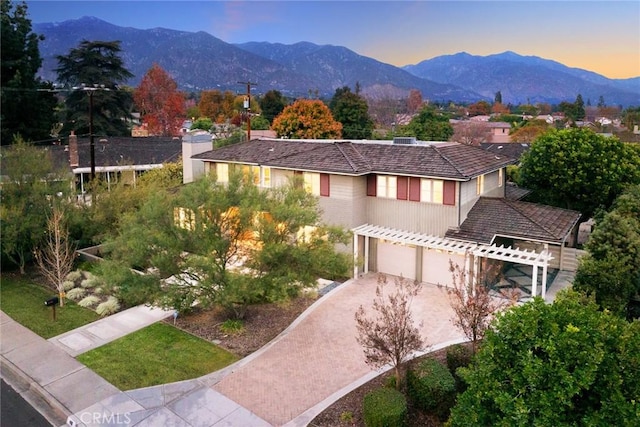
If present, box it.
[448,290,640,427]
[133,63,185,136]
[329,86,374,139]
[56,40,134,137]
[258,89,287,125]
[398,105,453,141]
[272,99,342,139]
[0,137,70,273]
[102,172,351,316]
[1,0,57,144]
[573,184,640,317]
[517,128,640,220]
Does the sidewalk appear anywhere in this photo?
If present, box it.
[2,275,466,427]
[49,305,175,357]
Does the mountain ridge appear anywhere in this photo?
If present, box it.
[33,17,639,106]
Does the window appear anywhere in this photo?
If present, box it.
[242,165,261,185]
[262,167,271,188]
[173,207,195,231]
[498,168,503,188]
[377,175,397,199]
[216,163,229,183]
[476,174,485,195]
[303,172,320,195]
[421,179,443,203]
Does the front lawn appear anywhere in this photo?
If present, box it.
[77,322,239,390]
[0,273,101,338]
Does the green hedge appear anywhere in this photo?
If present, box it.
[363,387,407,427]
[446,344,472,393]
[407,358,456,420]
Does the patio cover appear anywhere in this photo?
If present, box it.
[352,224,554,298]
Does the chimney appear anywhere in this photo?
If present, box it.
[69,131,79,167]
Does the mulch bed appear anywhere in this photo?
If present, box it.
[308,347,456,427]
[167,295,318,357]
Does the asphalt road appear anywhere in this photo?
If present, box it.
[1,378,53,427]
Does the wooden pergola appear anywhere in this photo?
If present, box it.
[352,224,554,298]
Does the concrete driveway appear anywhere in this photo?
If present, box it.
[208,273,465,426]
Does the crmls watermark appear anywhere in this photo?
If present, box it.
[68,412,131,426]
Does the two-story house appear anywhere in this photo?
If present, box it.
[183,136,580,298]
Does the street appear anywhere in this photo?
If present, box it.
[1,378,52,427]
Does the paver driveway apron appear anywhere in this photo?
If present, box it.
[211,273,465,426]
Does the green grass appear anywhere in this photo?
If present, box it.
[77,322,239,390]
[0,273,101,338]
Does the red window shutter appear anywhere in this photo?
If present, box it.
[367,175,377,196]
[397,176,408,200]
[320,173,330,197]
[443,181,456,206]
[409,177,421,201]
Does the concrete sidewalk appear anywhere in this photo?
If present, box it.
[49,305,175,357]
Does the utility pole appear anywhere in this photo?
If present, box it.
[74,84,110,182]
[238,81,257,141]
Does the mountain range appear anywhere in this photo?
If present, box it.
[34,17,640,106]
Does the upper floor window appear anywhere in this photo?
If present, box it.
[421,179,444,204]
[216,163,229,183]
[476,174,485,195]
[302,172,330,197]
[377,175,397,199]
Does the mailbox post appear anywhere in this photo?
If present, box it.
[45,297,60,321]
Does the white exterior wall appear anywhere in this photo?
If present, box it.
[364,197,459,236]
[318,175,367,229]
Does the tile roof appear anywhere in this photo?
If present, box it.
[480,142,530,161]
[445,197,581,244]
[193,138,516,180]
[48,136,182,171]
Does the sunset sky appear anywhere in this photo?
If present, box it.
[27,1,640,79]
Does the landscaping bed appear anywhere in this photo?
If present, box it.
[309,346,460,427]
[169,294,318,357]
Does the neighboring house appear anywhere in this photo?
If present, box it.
[50,132,182,194]
[486,122,511,143]
[183,136,580,297]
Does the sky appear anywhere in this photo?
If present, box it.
[26,1,640,79]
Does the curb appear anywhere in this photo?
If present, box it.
[1,355,70,427]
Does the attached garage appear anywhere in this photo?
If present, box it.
[422,250,466,286]
[377,241,417,280]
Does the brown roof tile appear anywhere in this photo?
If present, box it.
[445,197,581,244]
[193,139,515,180]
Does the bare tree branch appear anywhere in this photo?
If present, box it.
[34,206,76,307]
[355,274,427,388]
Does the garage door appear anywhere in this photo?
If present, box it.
[377,241,417,280]
[422,250,465,286]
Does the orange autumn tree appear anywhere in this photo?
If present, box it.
[272,99,342,139]
[134,64,186,136]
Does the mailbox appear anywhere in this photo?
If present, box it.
[44,297,59,306]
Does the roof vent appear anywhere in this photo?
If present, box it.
[393,136,416,145]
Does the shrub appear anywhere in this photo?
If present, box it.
[446,343,472,392]
[220,319,244,335]
[62,280,76,291]
[363,387,407,427]
[66,287,86,301]
[80,273,103,289]
[78,295,100,308]
[407,358,456,420]
[65,270,83,282]
[96,296,120,317]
